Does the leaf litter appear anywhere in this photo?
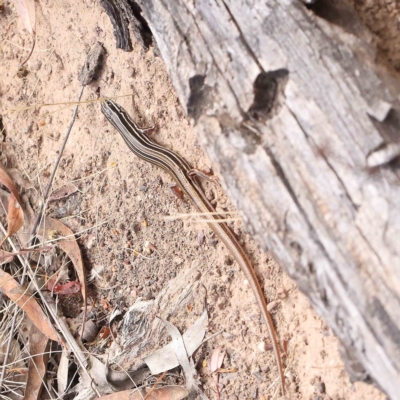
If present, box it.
[24,324,49,400]
[0,90,211,400]
[0,41,201,396]
[0,164,94,398]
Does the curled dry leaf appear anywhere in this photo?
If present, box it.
[11,0,36,34]
[40,217,87,334]
[97,386,189,400]
[53,280,81,295]
[81,319,99,343]
[7,194,24,239]
[46,262,68,291]
[92,326,110,345]
[0,166,24,241]
[209,347,226,400]
[0,269,60,342]
[24,324,49,400]
[209,347,225,374]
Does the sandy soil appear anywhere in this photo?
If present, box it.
[0,1,389,399]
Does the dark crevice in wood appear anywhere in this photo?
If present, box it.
[179,0,247,119]
[369,109,400,145]
[186,75,213,123]
[305,0,368,39]
[248,69,288,122]
[126,0,153,49]
[100,0,153,51]
[113,1,400,396]
[100,0,132,51]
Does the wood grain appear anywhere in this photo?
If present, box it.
[102,0,400,397]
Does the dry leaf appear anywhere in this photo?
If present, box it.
[81,320,99,343]
[41,217,87,334]
[46,263,68,291]
[0,269,60,342]
[49,184,78,202]
[160,318,202,397]
[0,166,25,242]
[57,351,70,396]
[11,0,36,34]
[53,280,81,295]
[92,326,110,345]
[209,347,226,400]
[24,324,49,400]
[209,347,225,374]
[0,249,15,265]
[100,298,111,310]
[144,310,208,375]
[0,165,22,202]
[1,338,26,397]
[97,386,189,400]
[7,194,24,238]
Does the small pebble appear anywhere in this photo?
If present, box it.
[174,256,184,265]
[257,341,267,352]
[192,270,201,280]
[286,370,295,383]
[217,297,228,310]
[277,287,286,299]
[317,382,326,394]
[224,255,234,266]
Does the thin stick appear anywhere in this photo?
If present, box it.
[0,87,84,391]
[0,223,99,396]
[29,86,84,241]
[143,372,166,400]
[2,93,133,115]
[19,33,36,67]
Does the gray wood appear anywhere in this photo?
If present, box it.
[104,0,400,397]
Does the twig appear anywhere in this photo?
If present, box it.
[29,86,84,242]
[200,330,224,346]
[19,33,36,68]
[143,371,166,400]
[0,222,99,397]
[0,87,84,391]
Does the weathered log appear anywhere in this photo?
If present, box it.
[100,0,153,51]
[101,0,400,398]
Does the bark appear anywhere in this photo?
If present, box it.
[101,0,400,397]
